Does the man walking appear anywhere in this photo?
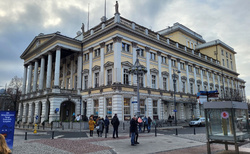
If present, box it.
[143,116,148,132]
[130,115,137,146]
[111,113,120,138]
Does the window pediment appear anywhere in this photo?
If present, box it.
[121,61,133,67]
[197,79,202,84]
[162,71,169,76]
[92,65,100,71]
[189,78,195,82]
[104,61,114,68]
[150,68,158,74]
[203,81,208,85]
[82,69,89,74]
[181,76,187,81]
[210,83,214,86]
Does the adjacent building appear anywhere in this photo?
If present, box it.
[18,7,246,125]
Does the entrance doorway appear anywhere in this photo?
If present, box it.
[60,101,75,121]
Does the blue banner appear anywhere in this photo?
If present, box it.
[0,111,16,149]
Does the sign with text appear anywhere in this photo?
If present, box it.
[0,111,16,149]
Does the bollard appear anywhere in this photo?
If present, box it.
[105,126,107,138]
[175,128,178,135]
[52,131,54,139]
[155,125,157,137]
[123,123,125,130]
[194,127,196,135]
[25,132,27,140]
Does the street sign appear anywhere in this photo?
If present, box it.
[221,111,229,119]
[132,101,137,103]
[173,109,177,112]
[35,115,38,120]
[55,108,59,112]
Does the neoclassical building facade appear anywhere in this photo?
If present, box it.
[18,10,246,124]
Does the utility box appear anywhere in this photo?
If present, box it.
[204,101,250,154]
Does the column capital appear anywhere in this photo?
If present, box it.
[177,58,181,62]
[55,46,61,51]
[132,42,137,48]
[47,51,53,55]
[99,42,105,48]
[145,47,150,52]
[157,51,161,56]
[112,36,122,43]
[167,55,171,59]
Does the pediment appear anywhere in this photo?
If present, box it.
[189,78,195,82]
[150,68,158,74]
[82,69,89,74]
[162,71,169,76]
[121,61,133,67]
[197,79,202,84]
[92,65,100,71]
[181,76,187,81]
[104,61,114,68]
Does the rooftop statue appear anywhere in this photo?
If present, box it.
[115,1,119,14]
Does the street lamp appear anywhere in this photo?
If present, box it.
[129,48,147,118]
[173,69,181,126]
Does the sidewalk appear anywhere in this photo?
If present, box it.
[12,129,250,154]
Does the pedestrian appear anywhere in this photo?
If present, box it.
[97,117,105,137]
[148,116,152,133]
[137,116,143,133]
[95,117,100,136]
[130,115,137,146]
[135,117,139,144]
[168,114,172,126]
[88,117,95,137]
[104,115,110,134]
[72,112,75,121]
[76,114,80,121]
[143,116,148,132]
[111,113,120,138]
[0,134,11,154]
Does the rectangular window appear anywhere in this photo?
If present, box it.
[202,70,205,76]
[188,65,193,72]
[137,48,144,57]
[107,69,112,85]
[222,59,225,66]
[163,77,167,90]
[84,76,88,89]
[124,98,131,121]
[95,72,99,88]
[230,54,232,60]
[180,62,185,70]
[162,56,166,64]
[221,49,224,55]
[152,75,156,89]
[94,100,99,116]
[171,59,176,67]
[190,83,193,94]
[226,52,228,58]
[66,78,70,89]
[182,81,185,93]
[197,85,200,92]
[231,61,233,70]
[106,98,112,117]
[122,42,130,52]
[227,59,229,68]
[204,86,207,91]
[139,74,144,87]
[153,100,158,116]
[196,68,199,74]
[123,69,129,85]
[150,52,156,60]
[94,48,100,57]
[84,53,89,61]
[106,43,113,53]
[140,100,145,116]
[74,75,77,90]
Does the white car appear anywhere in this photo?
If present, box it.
[189,117,206,127]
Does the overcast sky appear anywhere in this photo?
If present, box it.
[0,0,249,99]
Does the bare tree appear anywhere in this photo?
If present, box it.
[6,76,23,112]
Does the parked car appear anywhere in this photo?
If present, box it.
[189,117,206,127]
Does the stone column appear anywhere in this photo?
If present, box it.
[157,51,162,89]
[212,72,215,90]
[99,97,105,118]
[206,69,210,89]
[113,36,122,83]
[193,64,197,93]
[27,102,32,123]
[177,59,181,92]
[146,98,152,118]
[33,102,38,123]
[22,65,28,94]
[200,67,204,91]
[168,55,172,90]
[70,55,74,89]
[62,59,66,88]
[185,62,190,93]
[100,42,105,86]
[218,74,221,93]
[46,52,52,89]
[132,42,137,86]
[87,98,93,118]
[146,47,151,88]
[32,60,39,92]
[77,52,83,91]
[54,47,61,88]
[40,100,47,123]
[112,94,123,120]
[22,102,27,123]
[27,63,33,93]
[88,48,93,88]
[39,56,45,91]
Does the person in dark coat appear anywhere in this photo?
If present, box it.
[143,116,148,132]
[111,113,120,138]
[148,116,152,133]
[130,115,137,146]
[97,117,105,137]
[104,115,110,134]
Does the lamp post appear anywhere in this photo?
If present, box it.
[173,69,181,126]
[129,48,147,118]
